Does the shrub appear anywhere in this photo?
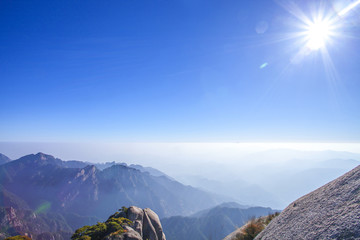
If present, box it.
[78,236,91,240]
[71,216,132,240]
[235,212,280,240]
[5,236,32,240]
[120,206,128,215]
[235,219,264,240]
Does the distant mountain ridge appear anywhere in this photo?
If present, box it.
[190,202,250,218]
[162,202,276,240]
[176,175,282,208]
[33,155,172,177]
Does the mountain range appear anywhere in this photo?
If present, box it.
[162,202,277,240]
[0,152,229,239]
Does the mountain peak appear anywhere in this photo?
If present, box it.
[15,152,63,167]
[35,152,54,160]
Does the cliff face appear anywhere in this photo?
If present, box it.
[255,165,360,240]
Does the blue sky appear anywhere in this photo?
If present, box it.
[1,0,360,142]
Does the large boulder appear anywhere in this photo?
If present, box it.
[255,165,360,240]
[73,206,166,240]
[109,206,166,240]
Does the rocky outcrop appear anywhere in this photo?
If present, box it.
[0,207,72,240]
[255,165,360,240]
[72,206,166,240]
[112,206,166,240]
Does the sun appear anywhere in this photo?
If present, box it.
[305,19,332,50]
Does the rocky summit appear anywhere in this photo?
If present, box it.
[72,206,166,240]
[115,206,166,240]
[255,165,360,240]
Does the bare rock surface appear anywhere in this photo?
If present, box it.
[255,165,360,240]
[106,226,142,240]
[110,206,166,240]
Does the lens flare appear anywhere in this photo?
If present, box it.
[338,0,360,16]
[35,201,51,214]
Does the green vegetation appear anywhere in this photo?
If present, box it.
[120,206,129,215]
[71,214,132,240]
[4,236,32,240]
[235,212,280,240]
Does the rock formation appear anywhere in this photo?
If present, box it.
[255,165,360,240]
[113,206,166,240]
[72,206,166,240]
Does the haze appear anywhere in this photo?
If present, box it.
[2,141,360,209]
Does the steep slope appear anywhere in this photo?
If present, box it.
[162,203,276,240]
[0,207,72,240]
[0,153,81,211]
[0,153,11,165]
[255,165,360,240]
[0,188,29,210]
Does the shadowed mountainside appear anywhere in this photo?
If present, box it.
[0,207,73,240]
[0,153,224,219]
